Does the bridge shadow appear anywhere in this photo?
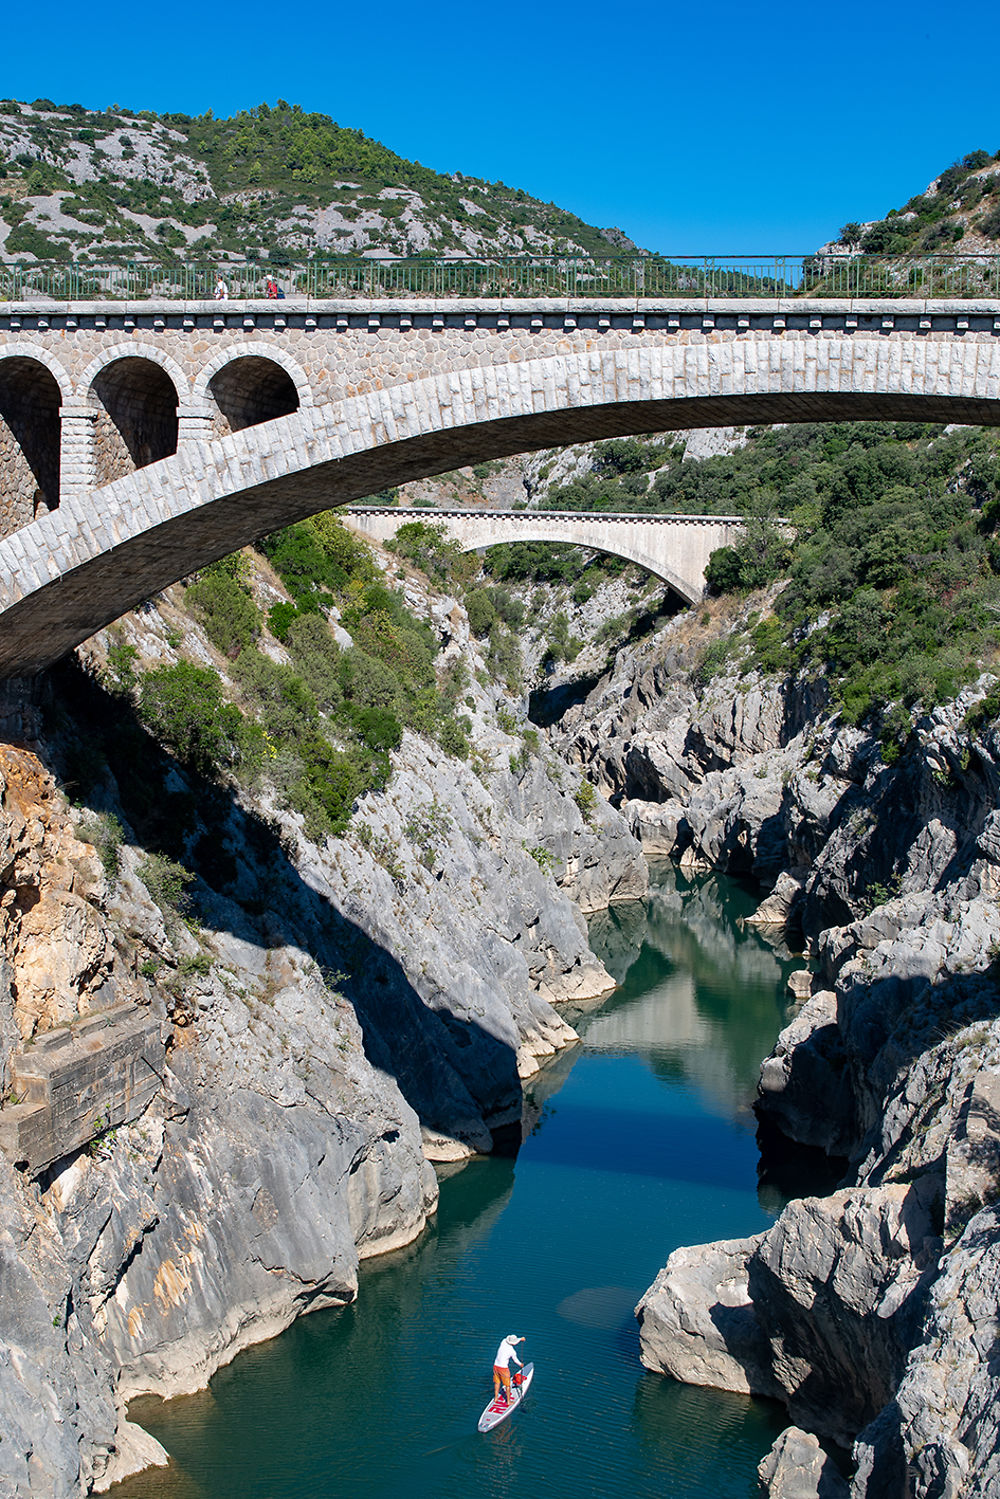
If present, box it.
[33,659,523,1154]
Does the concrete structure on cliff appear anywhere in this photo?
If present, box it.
[345,507,743,603]
[4,293,1000,675]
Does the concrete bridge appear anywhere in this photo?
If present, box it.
[345,507,745,603]
[3,293,1000,675]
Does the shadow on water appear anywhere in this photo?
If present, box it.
[125,1155,519,1499]
[39,659,522,1140]
[631,1370,786,1498]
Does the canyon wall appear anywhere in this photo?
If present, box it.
[0,560,645,1498]
[572,607,1000,1497]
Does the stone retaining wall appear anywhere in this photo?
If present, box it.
[0,1003,164,1172]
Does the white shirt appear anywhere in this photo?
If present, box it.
[494,1337,523,1368]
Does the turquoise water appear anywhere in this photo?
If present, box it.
[117,864,801,1499]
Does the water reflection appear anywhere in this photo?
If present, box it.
[582,862,797,1126]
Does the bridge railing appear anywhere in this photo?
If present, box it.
[5,255,1000,302]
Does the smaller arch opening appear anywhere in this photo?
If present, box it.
[208,356,300,435]
[90,357,179,487]
[0,356,62,537]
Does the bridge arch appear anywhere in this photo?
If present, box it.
[359,511,714,604]
[208,357,301,435]
[469,528,697,601]
[193,343,312,436]
[6,335,1000,676]
[0,354,65,533]
[77,343,191,406]
[84,349,183,487]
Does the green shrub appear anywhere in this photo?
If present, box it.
[186,571,260,658]
[351,705,403,752]
[485,586,525,629]
[387,519,462,585]
[233,649,318,745]
[574,779,597,824]
[339,646,405,714]
[693,636,741,687]
[78,812,124,879]
[138,851,194,919]
[525,844,558,873]
[544,612,583,665]
[487,627,523,692]
[437,715,471,758]
[104,636,139,696]
[288,737,376,839]
[268,600,300,642]
[466,589,497,637]
[309,512,378,584]
[704,547,744,595]
[286,613,344,711]
[138,662,246,774]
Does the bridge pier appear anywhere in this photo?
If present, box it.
[58,403,99,506]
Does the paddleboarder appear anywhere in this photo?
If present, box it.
[492,1334,526,1406]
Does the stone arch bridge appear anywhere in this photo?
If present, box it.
[2,292,1000,676]
[345,507,744,604]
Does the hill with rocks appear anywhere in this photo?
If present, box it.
[0,97,635,266]
[829,146,1000,256]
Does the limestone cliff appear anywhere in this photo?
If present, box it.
[563,602,1000,1497]
[0,557,643,1496]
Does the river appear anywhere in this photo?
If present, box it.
[115,863,806,1499]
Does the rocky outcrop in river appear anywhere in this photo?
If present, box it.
[0,554,644,1497]
[567,605,1000,1497]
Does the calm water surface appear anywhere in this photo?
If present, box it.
[118,864,801,1499]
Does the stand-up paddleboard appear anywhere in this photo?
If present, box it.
[477,1363,534,1432]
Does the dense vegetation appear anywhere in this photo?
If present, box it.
[106,517,477,839]
[484,422,1000,749]
[689,423,1000,747]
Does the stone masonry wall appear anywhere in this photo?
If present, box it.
[3,297,1000,676]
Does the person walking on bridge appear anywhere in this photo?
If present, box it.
[492,1334,525,1405]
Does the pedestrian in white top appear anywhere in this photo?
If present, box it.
[492,1334,525,1406]
[214,276,229,301]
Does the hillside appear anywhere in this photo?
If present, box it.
[0,97,635,265]
[830,146,1000,255]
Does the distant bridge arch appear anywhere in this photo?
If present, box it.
[344,507,744,604]
[3,295,1000,675]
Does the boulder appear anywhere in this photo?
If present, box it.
[636,1234,778,1397]
[757,991,854,1154]
[757,1427,849,1499]
[747,871,805,929]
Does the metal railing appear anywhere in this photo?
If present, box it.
[5,255,1000,302]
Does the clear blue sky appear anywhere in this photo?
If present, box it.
[6,0,1000,255]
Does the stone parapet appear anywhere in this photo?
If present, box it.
[0,1003,164,1173]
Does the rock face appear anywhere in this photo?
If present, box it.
[758,1428,850,1499]
[0,562,642,1493]
[585,607,1000,1497]
[639,1181,940,1448]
